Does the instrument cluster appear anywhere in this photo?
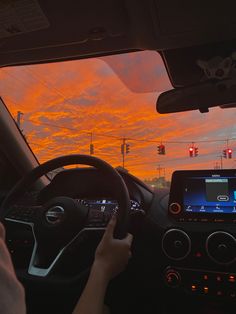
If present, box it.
[77,198,141,213]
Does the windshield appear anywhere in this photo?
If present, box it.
[1,50,236,189]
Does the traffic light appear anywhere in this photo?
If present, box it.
[90,143,94,155]
[194,147,198,157]
[189,147,194,157]
[223,149,227,158]
[126,143,130,154]
[228,148,232,159]
[157,144,165,155]
[121,143,125,154]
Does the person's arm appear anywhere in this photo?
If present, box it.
[72,215,133,314]
[0,222,26,314]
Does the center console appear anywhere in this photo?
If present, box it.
[161,170,236,300]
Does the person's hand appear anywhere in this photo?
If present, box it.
[0,222,5,239]
[93,215,133,281]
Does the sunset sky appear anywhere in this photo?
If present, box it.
[0,50,236,181]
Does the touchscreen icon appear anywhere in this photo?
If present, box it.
[217,195,229,201]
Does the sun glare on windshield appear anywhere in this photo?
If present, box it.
[1,51,236,188]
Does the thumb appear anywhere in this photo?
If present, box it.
[103,215,116,239]
[124,233,133,246]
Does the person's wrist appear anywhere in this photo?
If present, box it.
[91,260,111,284]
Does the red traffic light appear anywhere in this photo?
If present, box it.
[189,147,194,157]
[223,148,233,158]
[157,144,165,155]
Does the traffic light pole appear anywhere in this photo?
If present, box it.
[217,155,223,169]
[220,155,223,169]
[122,138,125,168]
[89,132,94,155]
[157,164,161,178]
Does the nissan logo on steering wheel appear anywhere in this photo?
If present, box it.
[45,206,65,225]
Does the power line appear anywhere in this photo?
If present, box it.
[24,117,236,144]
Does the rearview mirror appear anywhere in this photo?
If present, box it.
[156,79,236,114]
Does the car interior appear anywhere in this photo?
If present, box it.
[0,1,236,313]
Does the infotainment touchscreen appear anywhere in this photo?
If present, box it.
[183,176,236,214]
[169,170,236,219]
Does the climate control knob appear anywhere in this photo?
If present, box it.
[206,231,236,265]
[162,229,191,260]
[164,268,181,288]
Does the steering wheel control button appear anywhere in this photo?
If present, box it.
[6,205,38,222]
[162,229,191,260]
[169,202,182,215]
[45,206,65,225]
[206,231,236,265]
[164,269,181,288]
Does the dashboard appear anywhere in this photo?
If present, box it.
[4,167,236,312]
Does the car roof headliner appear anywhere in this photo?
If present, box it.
[1,0,236,88]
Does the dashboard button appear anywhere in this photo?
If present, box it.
[216,290,223,297]
[228,275,236,283]
[191,284,198,292]
[164,269,181,288]
[228,291,236,299]
[216,275,223,282]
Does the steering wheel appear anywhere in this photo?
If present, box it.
[0,154,130,278]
